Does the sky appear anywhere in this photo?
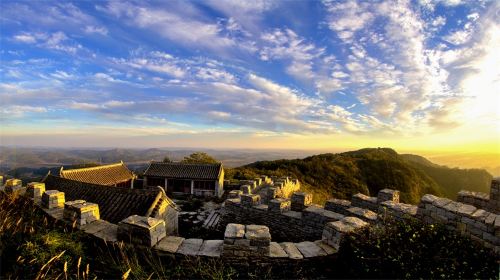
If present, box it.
[1,0,499,155]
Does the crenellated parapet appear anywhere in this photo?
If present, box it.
[2,176,499,260]
[457,180,500,214]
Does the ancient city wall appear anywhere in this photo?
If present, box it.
[0,179,343,263]
[2,177,499,263]
[456,180,500,214]
[221,181,500,255]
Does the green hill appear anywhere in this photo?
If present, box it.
[228,148,492,204]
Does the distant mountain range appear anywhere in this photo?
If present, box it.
[229,148,492,204]
[1,147,493,204]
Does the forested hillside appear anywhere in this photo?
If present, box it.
[228,148,492,204]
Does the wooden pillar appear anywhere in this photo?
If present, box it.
[190,180,194,195]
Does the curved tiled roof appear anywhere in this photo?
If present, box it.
[60,162,134,186]
[43,175,174,223]
[144,162,223,180]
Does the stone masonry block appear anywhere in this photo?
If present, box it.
[324,198,351,214]
[224,223,245,240]
[4,179,23,193]
[268,198,291,213]
[291,192,312,211]
[377,189,400,203]
[240,185,251,194]
[240,194,261,207]
[117,215,166,247]
[26,182,45,199]
[228,190,243,198]
[267,187,279,200]
[41,190,65,209]
[64,200,100,226]
[490,180,500,201]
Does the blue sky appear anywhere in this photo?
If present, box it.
[0,0,499,151]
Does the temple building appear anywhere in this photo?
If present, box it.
[43,174,179,234]
[59,161,135,188]
[143,162,224,197]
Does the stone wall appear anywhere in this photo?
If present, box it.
[417,194,499,253]
[2,177,499,262]
[457,180,500,214]
[220,191,380,242]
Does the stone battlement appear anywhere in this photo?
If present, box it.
[1,177,499,261]
[0,179,339,262]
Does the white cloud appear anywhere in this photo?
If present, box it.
[322,0,374,42]
[99,2,236,51]
[83,25,108,35]
[13,34,37,43]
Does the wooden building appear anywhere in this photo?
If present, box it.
[143,162,224,197]
[59,161,135,188]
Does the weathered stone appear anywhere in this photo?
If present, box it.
[324,198,351,214]
[342,216,369,228]
[268,198,291,213]
[269,242,288,258]
[245,224,271,241]
[117,215,166,247]
[82,220,113,235]
[456,203,477,216]
[26,182,45,199]
[155,236,185,253]
[314,240,337,255]
[420,194,439,204]
[177,238,203,256]
[295,241,327,258]
[241,194,261,207]
[291,192,312,211]
[433,197,452,208]
[346,207,378,222]
[224,223,245,239]
[228,190,243,199]
[280,242,303,259]
[198,240,223,257]
[377,189,400,203]
[240,185,251,195]
[41,190,65,209]
[92,223,118,242]
[64,200,100,226]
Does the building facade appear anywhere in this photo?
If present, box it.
[143,162,224,197]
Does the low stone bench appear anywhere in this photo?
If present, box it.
[117,215,166,247]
